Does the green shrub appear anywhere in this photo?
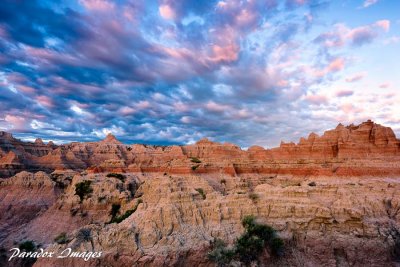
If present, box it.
[191,164,200,171]
[208,215,284,266]
[77,228,91,242]
[270,237,285,257]
[106,173,126,182]
[110,203,121,219]
[195,188,206,200]
[109,199,142,224]
[308,181,316,187]
[19,240,36,252]
[207,239,235,267]
[75,180,93,202]
[248,193,259,202]
[54,232,68,244]
[190,157,202,163]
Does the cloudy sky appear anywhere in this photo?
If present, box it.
[0,0,399,147]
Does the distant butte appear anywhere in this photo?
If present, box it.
[100,133,122,144]
[0,120,399,177]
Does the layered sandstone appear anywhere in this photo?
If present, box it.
[0,121,400,266]
[0,121,399,178]
[0,172,399,266]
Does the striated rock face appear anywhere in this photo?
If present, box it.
[0,121,399,178]
[0,172,399,266]
[0,121,400,266]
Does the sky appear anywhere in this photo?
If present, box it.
[0,0,399,148]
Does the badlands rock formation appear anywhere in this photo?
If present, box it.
[0,120,399,178]
[0,120,399,266]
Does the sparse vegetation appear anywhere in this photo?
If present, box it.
[106,173,126,182]
[54,232,68,244]
[248,193,259,202]
[110,203,121,219]
[19,240,36,252]
[190,157,202,163]
[191,164,200,171]
[308,181,316,187]
[207,239,235,267]
[208,215,284,266]
[109,199,143,224]
[75,180,93,202]
[195,188,206,200]
[77,228,92,242]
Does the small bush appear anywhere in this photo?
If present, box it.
[195,188,206,200]
[109,199,142,224]
[208,215,284,266]
[75,180,93,202]
[248,193,259,202]
[110,203,121,219]
[270,237,285,257]
[19,240,36,252]
[207,239,235,267]
[191,164,200,171]
[54,232,68,244]
[308,181,316,187]
[190,157,202,163]
[77,228,91,242]
[106,173,126,182]
[220,179,226,184]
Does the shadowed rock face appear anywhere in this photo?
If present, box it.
[0,121,400,266]
[0,121,400,178]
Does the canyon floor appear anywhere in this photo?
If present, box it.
[1,121,400,266]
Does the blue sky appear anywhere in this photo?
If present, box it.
[0,0,399,147]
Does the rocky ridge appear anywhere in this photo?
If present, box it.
[0,120,399,178]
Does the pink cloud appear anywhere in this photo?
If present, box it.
[345,73,365,83]
[205,101,231,112]
[335,90,354,97]
[79,0,114,11]
[36,95,54,108]
[379,83,390,89]
[159,4,175,20]
[210,44,239,63]
[375,20,390,32]
[119,107,136,115]
[340,103,364,114]
[4,115,27,130]
[304,94,328,105]
[327,57,345,72]
[362,0,379,8]
[317,20,390,48]
[135,100,151,109]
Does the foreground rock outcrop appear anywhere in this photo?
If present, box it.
[0,121,399,266]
